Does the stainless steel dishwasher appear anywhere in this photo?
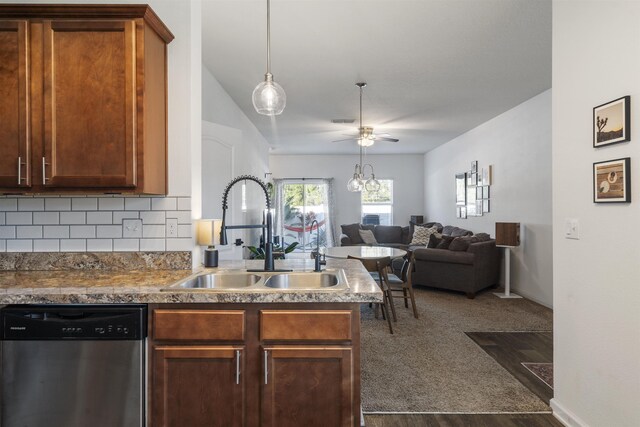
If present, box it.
[1,305,146,427]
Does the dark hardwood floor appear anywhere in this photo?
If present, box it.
[364,413,563,427]
[466,331,554,404]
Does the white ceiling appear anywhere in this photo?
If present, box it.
[202,0,551,155]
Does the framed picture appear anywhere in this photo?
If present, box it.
[456,207,461,218]
[471,161,478,173]
[483,199,490,213]
[476,186,483,200]
[466,186,477,216]
[460,207,467,219]
[456,173,467,206]
[482,165,492,185]
[593,158,631,203]
[483,186,490,199]
[475,200,483,216]
[593,96,630,147]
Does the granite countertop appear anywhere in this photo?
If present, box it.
[0,259,383,304]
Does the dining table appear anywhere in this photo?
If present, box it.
[324,245,407,260]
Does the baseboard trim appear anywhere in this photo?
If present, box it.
[511,287,553,309]
[364,411,553,415]
[550,399,589,427]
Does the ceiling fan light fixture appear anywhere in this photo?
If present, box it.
[357,137,374,147]
[253,0,285,116]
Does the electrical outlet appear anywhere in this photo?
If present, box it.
[122,219,142,238]
[166,218,178,238]
[565,218,580,240]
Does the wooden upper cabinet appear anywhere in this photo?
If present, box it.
[0,21,29,188]
[0,5,173,194]
[43,20,136,188]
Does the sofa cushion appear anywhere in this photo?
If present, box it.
[414,248,474,265]
[474,232,491,242]
[449,236,474,251]
[341,223,363,244]
[359,229,378,245]
[442,225,473,237]
[374,225,402,243]
[427,233,442,248]
[401,226,411,244]
[410,225,439,245]
[436,235,455,249]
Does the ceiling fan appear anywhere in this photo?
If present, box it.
[332,82,399,146]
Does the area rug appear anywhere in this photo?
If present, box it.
[360,287,553,413]
[522,363,554,389]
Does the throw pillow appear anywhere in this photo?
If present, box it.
[359,229,378,245]
[436,235,455,250]
[341,223,363,244]
[474,232,491,242]
[427,233,442,248]
[449,236,473,251]
[410,225,439,245]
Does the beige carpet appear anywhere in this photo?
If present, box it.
[360,287,553,413]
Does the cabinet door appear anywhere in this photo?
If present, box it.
[261,346,354,427]
[42,20,136,188]
[153,346,245,427]
[0,20,29,188]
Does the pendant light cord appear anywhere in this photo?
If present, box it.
[266,0,271,75]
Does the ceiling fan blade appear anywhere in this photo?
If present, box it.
[373,136,399,142]
[332,138,359,143]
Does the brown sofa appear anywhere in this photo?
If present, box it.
[396,224,501,298]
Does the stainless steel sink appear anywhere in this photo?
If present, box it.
[172,273,261,289]
[263,272,344,289]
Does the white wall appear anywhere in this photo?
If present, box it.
[552,2,640,426]
[201,65,270,258]
[423,90,552,307]
[268,154,425,237]
[0,0,202,257]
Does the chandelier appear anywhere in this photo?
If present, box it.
[347,83,380,192]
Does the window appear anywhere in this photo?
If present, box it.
[361,180,393,225]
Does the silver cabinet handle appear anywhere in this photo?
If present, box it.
[42,157,46,185]
[17,157,21,185]
[264,350,269,385]
[235,350,241,385]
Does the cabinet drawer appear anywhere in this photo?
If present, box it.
[260,310,352,341]
[153,310,245,341]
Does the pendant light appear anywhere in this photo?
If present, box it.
[347,83,381,192]
[252,0,286,116]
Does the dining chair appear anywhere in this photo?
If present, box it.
[348,255,395,334]
[382,251,418,319]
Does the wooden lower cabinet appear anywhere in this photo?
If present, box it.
[152,346,245,427]
[149,304,361,427]
[261,346,353,427]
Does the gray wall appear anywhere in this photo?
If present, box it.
[423,90,552,307]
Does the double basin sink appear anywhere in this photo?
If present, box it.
[163,269,348,292]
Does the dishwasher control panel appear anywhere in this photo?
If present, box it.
[1,305,146,340]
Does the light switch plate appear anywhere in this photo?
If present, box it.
[166,218,178,238]
[123,219,142,238]
[565,218,580,240]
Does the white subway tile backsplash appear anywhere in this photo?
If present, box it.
[17,226,43,239]
[7,240,33,252]
[140,211,166,225]
[166,211,191,224]
[87,239,113,252]
[139,238,165,251]
[45,198,71,211]
[98,198,125,211]
[166,238,193,251]
[177,197,191,211]
[113,239,139,252]
[60,239,86,252]
[97,225,122,238]
[34,239,60,252]
[0,199,17,211]
[44,225,70,239]
[60,211,86,225]
[177,224,192,238]
[125,198,150,211]
[18,198,44,211]
[0,196,191,253]
[6,212,32,225]
[152,197,176,211]
[33,212,60,225]
[113,211,139,224]
[0,226,16,239]
[143,224,165,238]
[70,225,96,239]
[87,211,113,225]
[72,198,98,211]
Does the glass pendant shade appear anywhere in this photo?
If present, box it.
[347,174,363,192]
[357,137,374,147]
[365,175,381,192]
[253,74,286,116]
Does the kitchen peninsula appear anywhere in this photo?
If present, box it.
[0,254,381,427]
